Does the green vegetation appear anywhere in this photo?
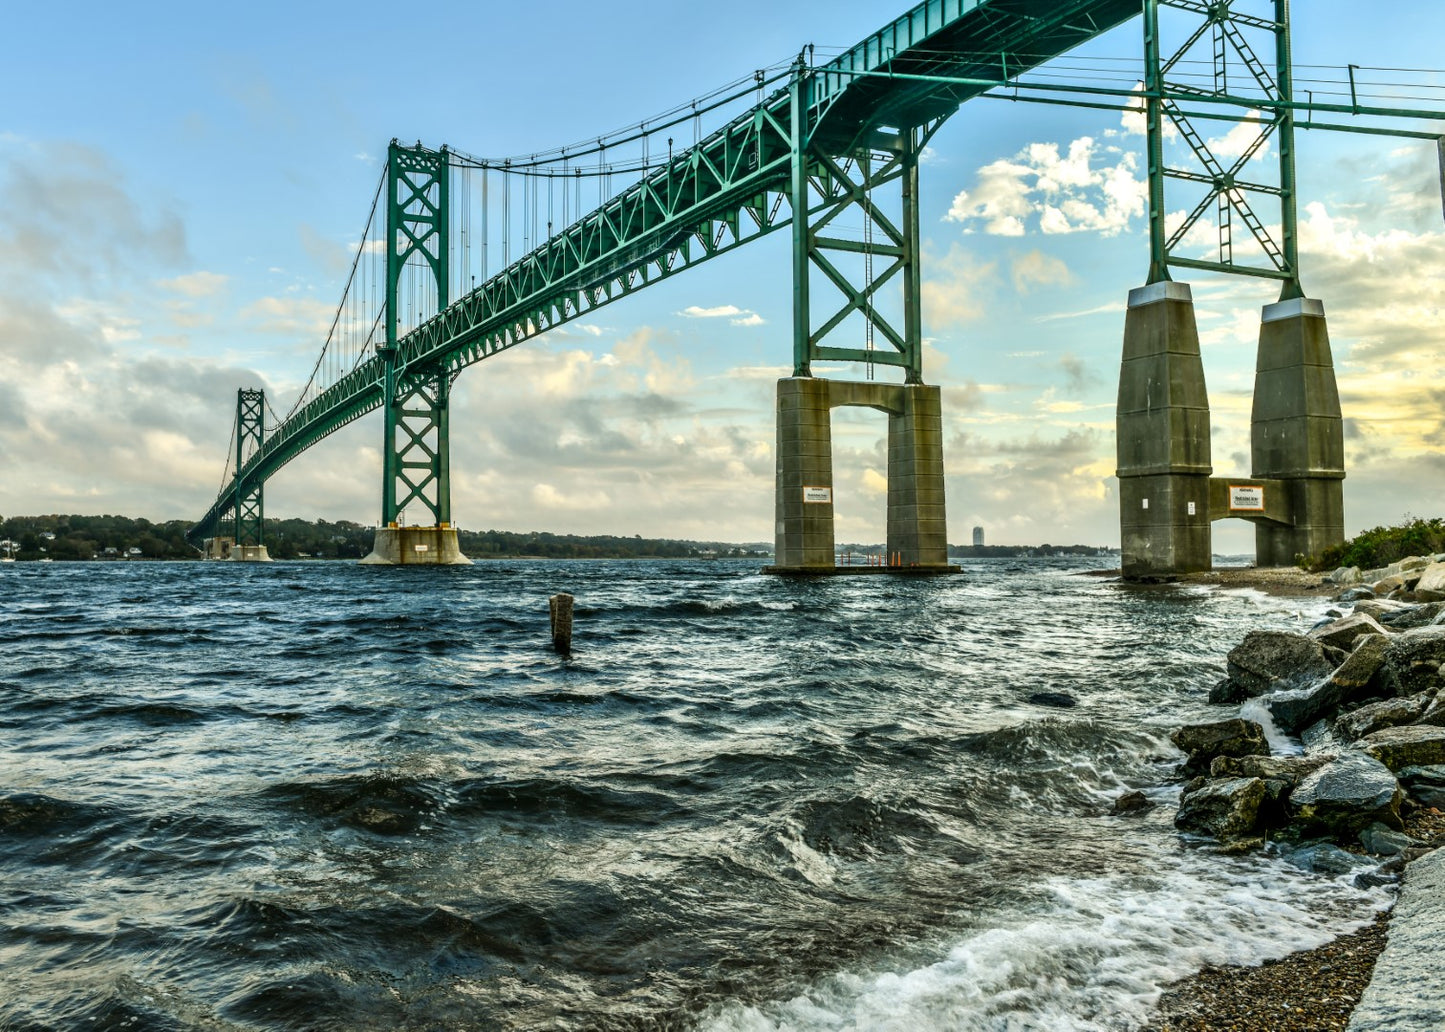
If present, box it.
[1309,517,1445,572]
[0,514,196,561]
[0,514,770,561]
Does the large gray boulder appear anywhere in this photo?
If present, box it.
[1346,848,1445,1032]
[1380,626,1445,696]
[1361,724,1445,771]
[1175,777,1267,842]
[1358,822,1424,857]
[1266,678,1353,736]
[1211,753,1331,827]
[1171,719,1269,775]
[1372,574,1407,596]
[1353,599,1413,622]
[1334,693,1431,741]
[1310,613,1389,651]
[1209,753,1331,785]
[1416,693,1445,728]
[1330,635,1391,694]
[1380,601,1445,630]
[1288,752,1403,834]
[1225,631,1336,699]
[1396,764,1445,808]
[1414,561,1445,602]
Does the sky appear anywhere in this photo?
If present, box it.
[1,1,1442,550]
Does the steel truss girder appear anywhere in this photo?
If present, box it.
[1145,0,1301,296]
[234,388,266,546]
[192,0,1150,544]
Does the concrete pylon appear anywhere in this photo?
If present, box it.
[771,377,953,574]
[203,537,271,561]
[886,384,948,567]
[773,377,835,571]
[1116,282,1212,579]
[1250,298,1345,565]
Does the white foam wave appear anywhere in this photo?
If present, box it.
[698,852,1389,1032]
[1238,698,1304,755]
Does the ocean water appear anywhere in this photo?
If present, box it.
[0,558,1390,1030]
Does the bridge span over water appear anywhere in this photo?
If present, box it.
[189,0,1443,578]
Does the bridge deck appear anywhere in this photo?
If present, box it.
[193,0,1141,544]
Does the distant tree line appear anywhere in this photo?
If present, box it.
[0,513,772,561]
[0,514,197,561]
[0,513,1109,562]
[948,544,1112,558]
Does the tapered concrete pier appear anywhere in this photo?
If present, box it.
[1251,298,1345,565]
[768,377,955,575]
[1116,282,1212,579]
[360,525,471,565]
[204,537,272,562]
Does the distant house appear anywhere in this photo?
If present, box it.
[101,547,120,559]
[126,547,143,558]
[39,532,55,541]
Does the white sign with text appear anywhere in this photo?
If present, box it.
[1229,485,1265,511]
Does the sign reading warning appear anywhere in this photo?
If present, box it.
[1229,485,1266,511]
[802,486,832,504]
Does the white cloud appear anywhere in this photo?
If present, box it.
[1206,114,1269,160]
[1010,250,1076,294]
[240,295,335,338]
[921,244,996,328]
[679,304,742,318]
[158,271,229,298]
[947,136,1146,238]
[531,483,611,511]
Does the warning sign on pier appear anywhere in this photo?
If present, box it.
[1228,485,1265,511]
[802,487,832,504]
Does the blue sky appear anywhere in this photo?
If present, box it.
[2,1,1442,549]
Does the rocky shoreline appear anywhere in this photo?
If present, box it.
[1146,553,1445,1030]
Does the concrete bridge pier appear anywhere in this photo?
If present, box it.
[1116,282,1213,579]
[203,536,272,562]
[360,524,469,565]
[769,377,953,574]
[1250,298,1345,565]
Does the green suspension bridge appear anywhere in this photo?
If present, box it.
[190,0,1443,573]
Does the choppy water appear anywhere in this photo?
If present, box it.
[0,558,1390,1030]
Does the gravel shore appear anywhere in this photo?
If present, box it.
[1178,566,1335,598]
[1082,566,1335,598]
[1144,912,1387,1031]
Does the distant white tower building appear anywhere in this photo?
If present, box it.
[972,526,985,547]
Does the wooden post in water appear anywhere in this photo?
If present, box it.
[549,593,574,654]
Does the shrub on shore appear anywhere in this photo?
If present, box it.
[1309,518,1445,573]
